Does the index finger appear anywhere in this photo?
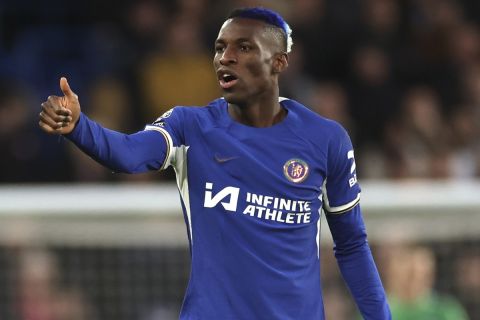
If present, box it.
[42,100,71,117]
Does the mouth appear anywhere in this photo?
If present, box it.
[217,71,239,90]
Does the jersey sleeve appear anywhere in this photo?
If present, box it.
[326,205,391,319]
[65,113,169,173]
[144,107,185,169]
[322,123,361,214]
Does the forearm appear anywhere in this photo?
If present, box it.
[336,241,390,319]
[327,206,391,319]
[65,113,168,173]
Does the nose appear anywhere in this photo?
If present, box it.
[219,47,237,65]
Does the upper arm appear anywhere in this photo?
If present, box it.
[322,124,361,215]
[144,107,186,169]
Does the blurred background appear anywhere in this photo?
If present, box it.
[0,0,479,319]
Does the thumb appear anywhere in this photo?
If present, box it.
[60,77,78,100]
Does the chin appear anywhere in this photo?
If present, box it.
[223,92,245,106]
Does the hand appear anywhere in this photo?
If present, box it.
[39,77,81,134]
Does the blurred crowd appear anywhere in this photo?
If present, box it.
[1,241,479,320]
[321,241,477,319]
[0,0,480,183]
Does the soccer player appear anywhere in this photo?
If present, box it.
[39,7,391,320]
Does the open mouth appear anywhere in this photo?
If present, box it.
[219,73,238,89]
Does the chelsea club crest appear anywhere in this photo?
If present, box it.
[283,159,309,183]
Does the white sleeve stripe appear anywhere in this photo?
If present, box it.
[174,146,192,244]
[323,193,361,214]
[144,125,174,170]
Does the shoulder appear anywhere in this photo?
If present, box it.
[283,98,349,143]
[154,98,225,123]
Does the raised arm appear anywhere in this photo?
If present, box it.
[39,77,168,173]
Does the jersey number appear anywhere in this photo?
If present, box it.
[347,150,358,187]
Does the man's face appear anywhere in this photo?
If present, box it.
[213,18,282,105]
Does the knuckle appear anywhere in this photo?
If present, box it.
[38,121,48,130]
[41,103,49,111]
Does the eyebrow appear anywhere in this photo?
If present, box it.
[215,38,253,45]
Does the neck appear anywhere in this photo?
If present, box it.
[227,90,286,128]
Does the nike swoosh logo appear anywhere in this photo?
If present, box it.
[214,153,238,163]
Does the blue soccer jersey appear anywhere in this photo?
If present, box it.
[66,97,390,320]
[144,97,359,319]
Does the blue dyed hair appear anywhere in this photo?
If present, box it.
[227,7,293,53]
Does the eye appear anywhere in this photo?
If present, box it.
[215,45,225,53]
[240,45,251,52]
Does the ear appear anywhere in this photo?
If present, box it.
[272,52,289,74]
